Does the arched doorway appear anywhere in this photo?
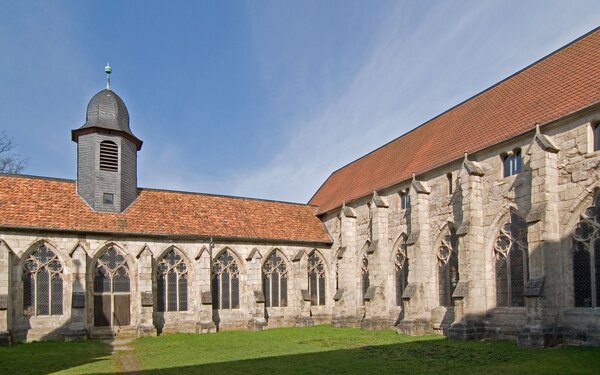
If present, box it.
[93,247,131,327]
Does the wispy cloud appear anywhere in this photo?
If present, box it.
[229,0,600,203]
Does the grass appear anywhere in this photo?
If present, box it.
[0,326,599,374]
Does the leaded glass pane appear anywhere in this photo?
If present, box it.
[113,268,130,293]
[573,247,592,307]
[167,269,177,312]
[280,275,287,307]
[23,273,34,315]
[222,271,230,309]
[211,274,219,309]
[94,268,111,293]
[51,274,63,315]
[231,276,240,309]
[263,275,270,307]
[438,228,458,307]
[318,274,326,306]
[510,247,525,307]
[439,263,450,307]
[271,272,280,307]
[37,268,50,315]
[179,274,188,311]
[495,255,508,307]
[157,274,166,312]
[310,272,318,305]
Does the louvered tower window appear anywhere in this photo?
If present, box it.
[99,140,119,172]
[212,250,240,309]
[571,195,600,307]
[23,244,63,316]
[437,227,459,307]
[494,214,529,307]
[157,248,188,312]
[263,251,288,308]
[308,251,326,306]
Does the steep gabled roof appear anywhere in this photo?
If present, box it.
[0,175,331,244]
[310,27,600,214]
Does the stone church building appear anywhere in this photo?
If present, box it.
[2,28,600,347]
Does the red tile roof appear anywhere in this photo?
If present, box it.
[0,175,331,244]
[309,27,600,214]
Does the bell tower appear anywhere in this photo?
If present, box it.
[72,64,143,212]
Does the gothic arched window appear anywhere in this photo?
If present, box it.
[212,250,240,309]
[394,236,409,306]
[361,254,369,304]
[157,249,188,312]
[571,196,600,307]
[437,227,459,307]
[494,214,529,307]
[308,251,326,306]
[263,251,288,308]
[93,247,131,326]
[99,140,118,172]
[23,244,63,316]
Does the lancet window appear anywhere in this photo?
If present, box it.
[494,214,529,307]
[437,227,459,307]
[23,244,63,316]
[263,251,288,308]
[572,196,600,307]
[157,248,188,312]
[212,250,240,310]
[308,251,326,306]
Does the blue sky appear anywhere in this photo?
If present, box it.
[1,1,600,203]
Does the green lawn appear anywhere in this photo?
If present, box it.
[1,326,599,374]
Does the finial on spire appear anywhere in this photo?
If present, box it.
[105,63,112,90]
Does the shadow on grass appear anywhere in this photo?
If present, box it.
[0,340,112,375]
[98,338,600,375]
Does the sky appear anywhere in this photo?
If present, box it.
[1,1,600,204]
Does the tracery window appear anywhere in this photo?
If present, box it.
[157,249,188,312]
[308,251,326,306]
[263,251,288,308]
[594,124,600,152]
[494,214,529,307]
[23,244,63,316]
[212,250,240,309]
[93,247,131,326]
[571,196,600,307]
[437,227,459,307]
[361,254,369,304]
[394,236,409,306]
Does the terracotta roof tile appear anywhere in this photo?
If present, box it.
[310,27,600,214]
[0,175,331,244]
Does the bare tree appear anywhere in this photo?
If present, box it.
[0,131,27,174]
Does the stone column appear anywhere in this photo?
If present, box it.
[449,154,486,340]
[137,246,156,336]
[196,246,216,333]
[362,192,390,329]
[332,203,360,327]
[66,244,88,341]
[292,249,312,326]
[246,248,267,330]
[398,175,433,335]
[518,125,561,347]
[0,240,11,345]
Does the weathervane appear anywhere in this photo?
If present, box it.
[105,63,112,90]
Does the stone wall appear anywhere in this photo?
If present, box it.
[0,231,331,342]
[321,103,600,346]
